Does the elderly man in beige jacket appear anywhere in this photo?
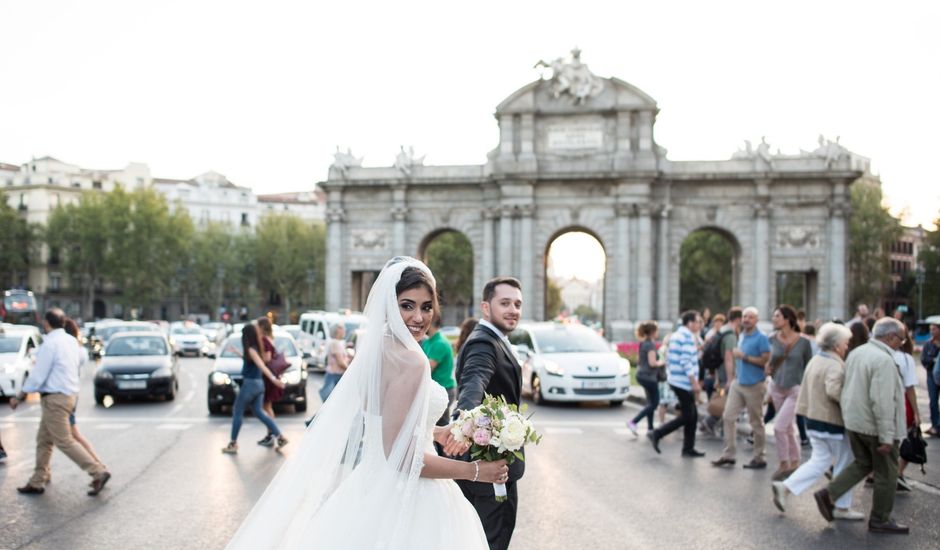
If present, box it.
[813,318,909,534]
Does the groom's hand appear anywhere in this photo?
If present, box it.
[434,425,470,456]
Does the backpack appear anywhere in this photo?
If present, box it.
[900,425,928,474]
[701,332,726,374]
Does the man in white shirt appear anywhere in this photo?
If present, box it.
[10,308,111,496]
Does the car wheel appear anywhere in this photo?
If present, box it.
[95,393,106,406]
[296,400,307,413]
[531,374,545,405]
[166,380,177,401]
[208,402,222,415]
[610,400,624,407]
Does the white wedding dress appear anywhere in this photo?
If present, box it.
[227,257,488,550]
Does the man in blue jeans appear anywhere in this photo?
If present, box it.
[921,323,940,437]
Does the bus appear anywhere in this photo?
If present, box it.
[1,289,40,327]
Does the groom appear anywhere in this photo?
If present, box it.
[454,276,524,550]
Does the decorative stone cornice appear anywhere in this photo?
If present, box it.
[753,203,770,219]
[326,207,346,223]
[615,202,635,217]
[829,203,849,218]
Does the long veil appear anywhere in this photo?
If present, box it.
[227,257,434,549]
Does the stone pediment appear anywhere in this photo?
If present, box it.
[496,77,657,115]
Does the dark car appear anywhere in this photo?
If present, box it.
[94,331,178,404]
[206,331,308,415]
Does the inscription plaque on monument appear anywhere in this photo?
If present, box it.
[547,122,604,151]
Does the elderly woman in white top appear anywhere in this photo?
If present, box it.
[771,322,864,520]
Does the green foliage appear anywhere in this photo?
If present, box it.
[0,191,40,288]
[572,304,600,323]
[545,277,564,319]
[848,179,902,313]
[915,216,940,316]
[424,231,474,309]
[255,213,325,320]
[46,192,109,315]
[679,229,733,314]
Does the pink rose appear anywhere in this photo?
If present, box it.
[472,428,492,446]
[461,421,475,437]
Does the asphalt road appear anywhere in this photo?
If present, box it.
[2,356,939,550]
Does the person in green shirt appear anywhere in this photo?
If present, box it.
[422,314,456,426]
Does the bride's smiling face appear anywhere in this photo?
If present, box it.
[398,286,434,341]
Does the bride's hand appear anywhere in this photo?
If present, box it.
[433,425,470,456]
[475,459,510,484]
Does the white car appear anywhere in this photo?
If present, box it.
[0,327,41,397]
[510,322,631,406]
[170,325,211,357]
[298,311,367,371]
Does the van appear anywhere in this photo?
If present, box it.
[299,311,367,371]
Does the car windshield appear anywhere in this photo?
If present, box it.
[172,327,202,335]
[203,323,223,330]
[285,329,302,340]
[106,336,168,356]
[99,325,152,341]
[531,326,612,353]
[219,336,298,357]
[0,336,22,353]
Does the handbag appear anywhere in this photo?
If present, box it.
[768,335,797,376]
[900,425,928,474]
[707,388,727,417]
[268,349,291,377]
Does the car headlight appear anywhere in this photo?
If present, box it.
[619,359,632,377]
[542,359,564,376]
[152,366,173,378]
[211,371,231,386]
[96,369,113,380]
[281,369,302,385]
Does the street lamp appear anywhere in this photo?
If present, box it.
[306,268,316,309]
[916,267,925,320]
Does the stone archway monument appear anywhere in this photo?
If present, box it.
[321,50,868,340]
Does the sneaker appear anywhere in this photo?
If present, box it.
[647,432,661,454]
[257,434,275,447]
[771,481,787,512]
[222,442,238,454]
[833,508,865,521]
[897,476,912,492]
[627,421,638,437]
[276,435,289,449]
[0,447,7,463]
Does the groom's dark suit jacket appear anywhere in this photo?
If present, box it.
[454,322,525,492]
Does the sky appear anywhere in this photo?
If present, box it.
[2,0,938,240]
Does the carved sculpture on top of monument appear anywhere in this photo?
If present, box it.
[731,139,755,159]
[812,134,849,168]
[331,146,363,178]
[393,145,425,177]
[756,136,776,170]
[534,48,604,105]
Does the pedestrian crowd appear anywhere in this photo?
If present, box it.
[635,302,938,535]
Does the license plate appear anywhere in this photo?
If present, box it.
[117,380,147,390]
[581,379,614,390]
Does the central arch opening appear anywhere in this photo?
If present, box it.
[545,230,606,328]
[679,228,738,316]
[420,229,474,326]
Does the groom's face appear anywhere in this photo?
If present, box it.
[482,284,522,335]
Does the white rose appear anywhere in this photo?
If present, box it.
[501,416,527,451]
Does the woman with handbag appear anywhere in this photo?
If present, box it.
[628,321,665,436]
[767,305,814,481]
[771,322,864,520]
[894,328,920,491]
[257,317,289,449]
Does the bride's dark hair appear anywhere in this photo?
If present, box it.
[396,266,439,315]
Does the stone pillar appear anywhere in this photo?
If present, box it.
[829,203,848,319]
[615,203,632,321]
[325,207,345,311]
[637,111,653,151]
[481,208,496,283]
[656,204,671,321]
[499,116,514,156]
[753,203,770,316]
[635,204,653,321]
[499,206,514,275]
[390,183,407,255]
[518,204,535,313]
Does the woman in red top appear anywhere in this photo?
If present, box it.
[257,317,286,448]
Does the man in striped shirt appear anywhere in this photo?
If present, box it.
[648,310,705,457]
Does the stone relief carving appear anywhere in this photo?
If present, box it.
[534,48,604,105]
[394,146,425,177]
[331,146,362,178]
[777,226,820,249]
[351,229,388,250]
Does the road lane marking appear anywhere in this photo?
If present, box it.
[184,389,195,402]
[544,427,583,434]
[91,423,133,430]
[613,428,637,436]
[169,404,185,416]
[156,423,193,430]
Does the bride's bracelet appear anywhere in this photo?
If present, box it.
[471,460,480,482]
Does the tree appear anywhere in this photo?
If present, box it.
[573,304,600,324]
[255,214,325,321]
[848,178,902,313]
[424,231,474,322]
[679,229,733,314]
[46,193,109,317]
[545,277,564,319]
[915,216,940,316]
[0,191,39,289]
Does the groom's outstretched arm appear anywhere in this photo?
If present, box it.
[455,339,497,413]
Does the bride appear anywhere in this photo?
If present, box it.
[227,257,507,549]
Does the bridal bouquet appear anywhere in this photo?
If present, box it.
[450,394,542,501]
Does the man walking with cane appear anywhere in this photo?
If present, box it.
[10,308,111,496]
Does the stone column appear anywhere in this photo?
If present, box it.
[615,203,632,322]
[481,208,496,283]
[829,203,848,319]
[391,206,407,255]
[656,204,671,321]
[518,204,535,313]
[753,203,770,316]
[499,205,514,275]
[635,204,653,321]
[325,207,345,311]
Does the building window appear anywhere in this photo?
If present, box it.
[50,274,61,291]
[241,212,249,226]
[48,176,54,184]
[93,180,102,189]
[72,181,81,188]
